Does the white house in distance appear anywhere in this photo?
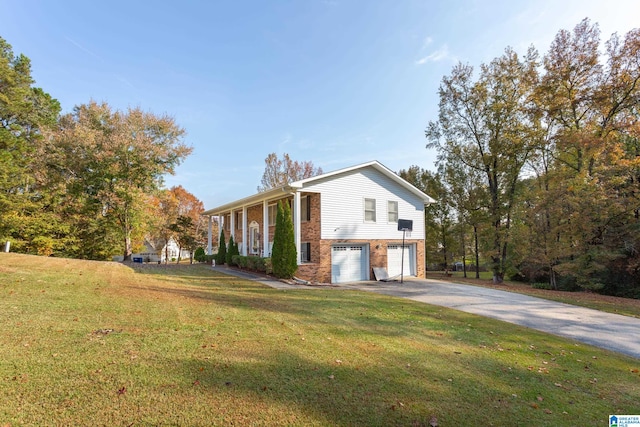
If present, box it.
[113,237,190,263]
[202,161,436,284]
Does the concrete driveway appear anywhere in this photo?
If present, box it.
[341,278,640,360]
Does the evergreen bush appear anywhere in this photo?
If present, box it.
[216,230,227,265]
[226,236,235,265]
[194,247,206,263]
[271,200,297,279]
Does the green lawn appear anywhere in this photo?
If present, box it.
[1,253,639,426]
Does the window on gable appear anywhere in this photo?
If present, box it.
[268,204,277,226]
[301,195,311,222]
[388,200,398,223]
[364,198,376,222]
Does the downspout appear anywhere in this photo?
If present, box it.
[207,216,213,255]
[242,206,248,256]
[263,201,269,257]
[292,191,301,265]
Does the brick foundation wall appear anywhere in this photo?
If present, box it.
[295,238,425,284]
[301,193,321,262]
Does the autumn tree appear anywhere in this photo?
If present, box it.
[0,36,61,252]
[257,152,323,192]
[43,101,191,261]
[421,19,640,294]
[426,47,539,283]
[399,166,456,271]
[441,160,490,278]
[527,19,640,292]
[152,186,204,264]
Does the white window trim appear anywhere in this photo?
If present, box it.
[301,195,310,223]
[364,198,376,222]
[387,200,398,223]
[236,212,243,230]
[268,204,277,226]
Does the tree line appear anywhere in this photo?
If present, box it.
[405,19,640,297]
[0,36,203,261]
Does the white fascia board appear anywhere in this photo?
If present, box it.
[202,183,302,216]
[293,160,436,204]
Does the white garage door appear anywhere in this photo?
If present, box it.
[387,244,415,278]
[331,245,368,283]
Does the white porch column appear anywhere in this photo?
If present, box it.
[241,206,248,256]
[263,201,269,257]
[293,191,301,265]
[207,216,213,255]
[229,209,235,244]
[218,214,223,245]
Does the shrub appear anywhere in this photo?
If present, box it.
[230,255,269,273]
[226,236,240,266]
[31,236,55,256]
[216,230,227,265]
[194,247,206,263]
[271,200,297,279]
[232,255,248,268]
[253,257,267,272]
[226,236,235,265]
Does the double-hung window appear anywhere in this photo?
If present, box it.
[301,195,311,222]
[236,212,243,230]
[364,198,376,222]
[387,201,398,223]
[268,204,277,226]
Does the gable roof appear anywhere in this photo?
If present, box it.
[202,160,436,216]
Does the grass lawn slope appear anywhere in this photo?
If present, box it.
[1,253,639,426]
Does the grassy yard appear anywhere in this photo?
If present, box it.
[1,253,639,426]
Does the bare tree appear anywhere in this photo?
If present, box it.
[257,152,323,192]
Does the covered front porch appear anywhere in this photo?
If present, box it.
[202,184,307,264]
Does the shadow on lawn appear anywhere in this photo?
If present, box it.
[170,340,611,426]
[127,279,451,342]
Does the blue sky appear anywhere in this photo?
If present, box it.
[3,0,639,208]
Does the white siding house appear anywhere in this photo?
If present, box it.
[202,161,435,284]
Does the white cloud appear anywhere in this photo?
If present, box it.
[416,44,451,64]
[65,36,103,62]
[422,36,434,49]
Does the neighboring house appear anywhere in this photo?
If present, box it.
[113,237,190,263]
[158,237,191,263]
[202,161,436,284]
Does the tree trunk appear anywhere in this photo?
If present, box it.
[441,224,448,271]
[549,266,558,290]
[474,224,480,279]
[123,230,132,262]
[461,229,467,278]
